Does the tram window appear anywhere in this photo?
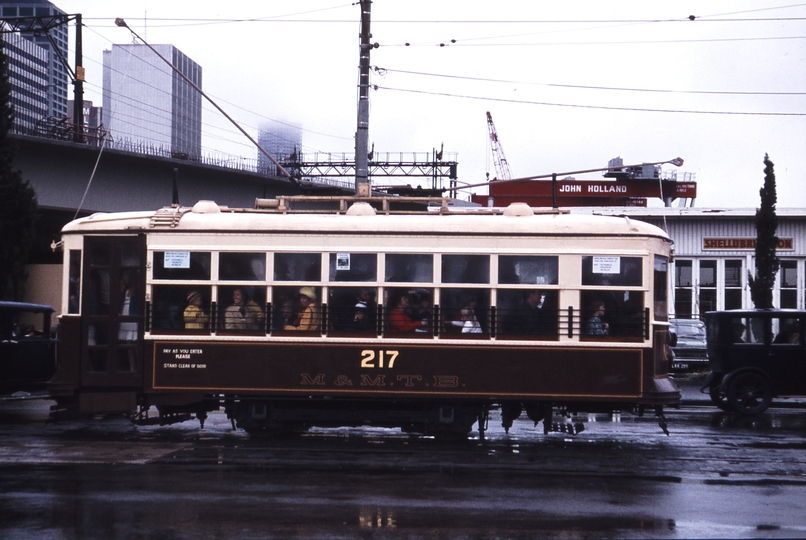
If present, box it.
[581,290,645,340]
[442,255,490,284]
[271,286,321,333]
[328,253,377,282]
[120,242,140,267]
[89,243,111,266]
[384,287,433,335]
[498,256,558,285]
[153,251,211,281]
[274,253,321,282]
[151,285,211,333]
[68,250,80,314]
[85,268,111,316]
[217,286,267,333]
[441,288,490,337]
[496,289,559,339]
[581,256,642,287]
[327,287,377,335]
[385,254,433,283]
[654,256,668,322]
[220,253,266,281]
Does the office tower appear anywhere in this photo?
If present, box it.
[258,122,302,174]
[0,0,69,131]
[102,43,201,157]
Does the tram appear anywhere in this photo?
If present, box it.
[49,196,680,437]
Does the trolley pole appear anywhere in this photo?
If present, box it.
[355,0,374,196]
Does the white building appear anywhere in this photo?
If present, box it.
[102,44,201,157]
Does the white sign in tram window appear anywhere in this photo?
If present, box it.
[164,251,191,269]
[592,256,620,274]
[336,253,351,271]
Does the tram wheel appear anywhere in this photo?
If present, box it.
[709,386,731,412]
[728,372,772,416]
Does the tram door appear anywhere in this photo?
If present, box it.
[80,236,145,388]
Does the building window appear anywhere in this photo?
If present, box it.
[780,260,798,309]
[725,259,743,310]
[674,260,693,317]
[699,260,717,313]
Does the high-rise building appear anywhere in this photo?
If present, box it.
[3,31,49,134]
[102,44,202,157]
[0,0,70,130]
[257,122,302,174]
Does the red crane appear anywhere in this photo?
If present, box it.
[486,111,513,181]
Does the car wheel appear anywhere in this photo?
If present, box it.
[728,372,772,416]
[709,386,731,412]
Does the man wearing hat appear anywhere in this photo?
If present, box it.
[184,290,208,329]
[284,287,320,331]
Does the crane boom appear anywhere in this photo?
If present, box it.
[486,111,513,181]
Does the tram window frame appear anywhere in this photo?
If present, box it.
[441,255,490,284]
[271,285,322,335]
[152,251,211,281]
[151,285,212,334]
[328,253,377,282]
[217,285,268,335]
[327,286,378,336]
[274,252,321,282]
[580,290,646,342]
[581,256,642,287]
[384,287,434,336]
[219,252,267,281]
[385,254,433,283]
[440,288,491,338]
[654,255,668,322]
[495,288,559,340]
[68,250,81,314]
[498,255,558,286]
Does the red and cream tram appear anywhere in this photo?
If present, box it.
[50,197,680,437]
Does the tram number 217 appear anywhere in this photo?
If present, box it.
[360,350,399,369]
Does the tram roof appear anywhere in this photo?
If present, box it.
[61,199,671,240]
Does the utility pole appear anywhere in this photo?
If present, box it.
[355,0,375,196]
[73,14,84,143]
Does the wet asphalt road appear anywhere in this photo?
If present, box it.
[1,374,806,539]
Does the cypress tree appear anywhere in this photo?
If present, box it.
[0,36,39,301]
[748,154,779,310]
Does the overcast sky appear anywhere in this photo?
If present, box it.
[55,0,806,208]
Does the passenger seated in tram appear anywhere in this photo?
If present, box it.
[183,290,208,330]
[388,292,428,333]
[350,301,374,333]
[585,299,609,336]
[272,296,295,331]
[283,287,320,332]
[224,287,265,331]
[504,290,557,336]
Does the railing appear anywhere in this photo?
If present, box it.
[147,302,651,342]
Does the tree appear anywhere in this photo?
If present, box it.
[748,154,779,310]
[0,36,39,301]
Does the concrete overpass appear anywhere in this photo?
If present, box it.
[12,134,349,309]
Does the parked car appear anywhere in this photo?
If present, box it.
[669,318,708,373]
[0,301,57,395]
[701,309,806,415]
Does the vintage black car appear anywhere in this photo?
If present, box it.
[0,301,57,395]
[702,309,806,415]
